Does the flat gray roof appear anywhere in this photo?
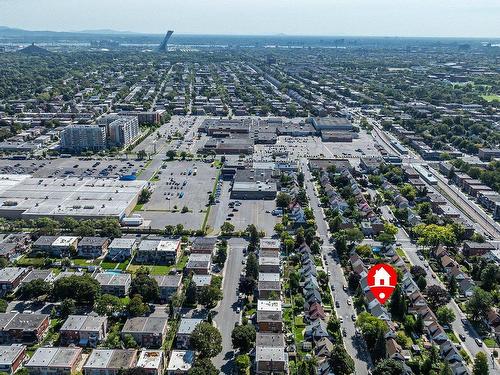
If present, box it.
[0,345,25,365]
[122,316,168,334]
[26,347,82,368]
[60,315,106,332]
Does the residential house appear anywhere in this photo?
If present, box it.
[176,319,202,349]
[255,345,288,375]
[60,315,108,347]
[257,300,283,333]
[259,257,280,274]
[106,238,136,261]
[166,350,194,375]
[20,269,54,285]
[77,237,110,258]
[190,238,217,255]
[0,313,50,345]
[462,241,495,257]
[258,273,281,300]
[137,350,165,375]
[83,349,138,375]
[121,317,168,348]
[26,347,82,375]
[185,254,211,275]
[135,239,181,265]
[0,268,30,296]
[0,345,26,375]
[94,273,131,297]
[154,274,182,302]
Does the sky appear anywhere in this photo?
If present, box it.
[0,0,499,38]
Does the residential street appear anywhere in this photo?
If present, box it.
[302,159,373,374]
[212,237,247,374]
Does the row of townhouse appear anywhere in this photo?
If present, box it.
[350,252,470,375]
[33,236,183,264]
[254,237,288,375]
[0,312,169,350]
[164,238,219,374]
[12,347,166,375]
[298,242,338,373]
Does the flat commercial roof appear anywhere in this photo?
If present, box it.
[167,350,194,372]
[177,318,202,335]
[0,174,147,220]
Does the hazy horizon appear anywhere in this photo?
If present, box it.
[0,0,499,38]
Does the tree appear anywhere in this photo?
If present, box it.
[448,275,458,297]
[187,358,218,375]
[166,150,176,160]
[185,279,198,306]
[52,275,100,305]
[231,324,256,352]
[239,276,256,295]
[356,312,388,356]
[329,345,355,375]
[131,271,159,303]
[198,285,222,309]
[59,298,76,318]
[416,275,427,291]
[410,265,426,279]
[214,244,227,267]
[234,354,250,375]
[425,285,451,309]
[137,150,147,160]
[95,294,125,317]
[127,294,150,317]
[220,221,235,235]
[389,285,406,321]
[18,279,52,299]
[246,224,259,247]
[98,218,122,238]
[348,272,361,291]
[190,322,222,358]
[276,192,291,208]
[473,352,489,375]
[436,306,456,326]
[123,333,138,348]
[466,288,493,322]
[245,253,258,280]
[138,189,152,204]
[480,263,499,292]
[372,359,404,375]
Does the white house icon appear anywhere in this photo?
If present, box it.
[374,267,391,287]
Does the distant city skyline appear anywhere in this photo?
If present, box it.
[0,0,499,38]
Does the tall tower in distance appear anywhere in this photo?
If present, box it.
[158,30,174,52]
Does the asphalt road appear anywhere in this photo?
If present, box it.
[213,237,247,374]
[302,159,372,374]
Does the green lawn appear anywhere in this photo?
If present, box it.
[395,248,406,259]
[447,331,459,343]
[481,94,500,102]
[128,255,187,275]
[483,337,497,348]
[16,257,49,267]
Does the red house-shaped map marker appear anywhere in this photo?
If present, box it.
[367,263,398,305]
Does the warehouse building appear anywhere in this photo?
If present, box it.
[0,174,147,221]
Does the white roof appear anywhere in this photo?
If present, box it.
[52,236,78,247]
[136,350,163,369]
[257,300,282,312]
[167,350,194,371]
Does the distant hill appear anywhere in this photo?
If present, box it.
[18,43,51,55]
[77,29,138,35]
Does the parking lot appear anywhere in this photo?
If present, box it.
[140,160,218,230]
[0,157,145,179]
